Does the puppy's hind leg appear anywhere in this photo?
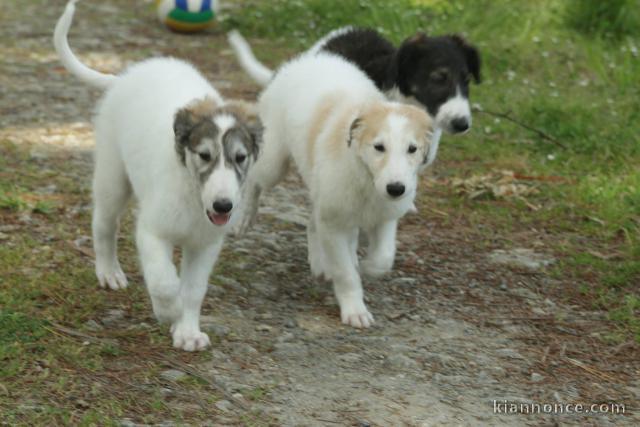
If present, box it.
[307,210,328,280]
[238,126,289,234]
[171,241,223,351]
[92,137,131,290]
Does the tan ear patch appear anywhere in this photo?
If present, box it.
[221,100,259,123]
[356,102,395,147]
[184,96,219,119]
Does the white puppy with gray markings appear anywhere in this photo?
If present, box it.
[54,0,260,351]
[241,52,434,328]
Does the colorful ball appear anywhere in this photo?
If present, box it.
[156,0,218,33]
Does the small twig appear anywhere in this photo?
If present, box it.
[541,346,551,364]
[315,419,342,424]
[474,108,568,149]
[565,357,615,382]
[47,322,108,344]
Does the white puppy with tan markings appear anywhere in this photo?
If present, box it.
[241,52,434,328]
[54,1,260,351]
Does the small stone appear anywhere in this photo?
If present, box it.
[84,319,103,331]
[250,282,277,297]
[277,332,295,343]
[73,235,91,247]
[160,369,187,382]
[496,348,524,359]
[337,353,362,363]
[235,343,258,356]
[215,399,233,412]
[530,372,543,382]
[119,419,136,427]
[489,248,555,270]
[208,283,226,296]
[283,318,298,329]
[216,276,247,295]
[75,399,90,409]
[102,309,125,326]
[273,342,308,358]
[255,324,272,332]
[0,232,8,241]
[384,354,419,370]
[255,312,273,320]
[201,323,230,338]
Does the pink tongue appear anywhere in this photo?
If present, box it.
[210,212,230,226]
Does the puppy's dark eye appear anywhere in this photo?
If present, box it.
[430,73,447,83]
[199,152,211,162]
[408,145,417,154]
[374,143,385,153]
[235,153,247,163]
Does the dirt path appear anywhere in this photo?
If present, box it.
[1,1,638,426]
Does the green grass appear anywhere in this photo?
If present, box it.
[224,0,640,340]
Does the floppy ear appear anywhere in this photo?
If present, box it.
[347,117,363,147]
[225,100,263,157]
[392,32,429,91]
[450,34,481,83]
[174,109,195,145]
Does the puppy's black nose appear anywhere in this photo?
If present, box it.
[451,117,470,133]
[213,199,233,213]
[386,182,405,198]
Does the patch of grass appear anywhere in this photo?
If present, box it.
[564,0,640,39]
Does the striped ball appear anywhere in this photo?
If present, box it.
[156,0,217,33]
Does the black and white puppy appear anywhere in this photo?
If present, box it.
[229,27,481,164]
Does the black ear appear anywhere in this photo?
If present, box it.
[392,32,429,92]
[347,117,363,147]
[450,34,481,83]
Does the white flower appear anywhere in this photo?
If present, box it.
[547,154,556,161]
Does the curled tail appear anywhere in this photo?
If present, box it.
[227,30,273,87]
[53,0,116,90]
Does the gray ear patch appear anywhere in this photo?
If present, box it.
[173,97,220,164]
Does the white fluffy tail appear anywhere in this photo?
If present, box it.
[53,0,116,90]
[227,30,273,87]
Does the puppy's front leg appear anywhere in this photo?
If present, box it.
[171,241,223,351]
[318,223,374,328]
[136,226,181,325]
[361,220,397,278]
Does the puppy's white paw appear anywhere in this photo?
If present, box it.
[96,265,128,290]
[171,326,211,352]
[340,299,374,328]
[360,258,392,279]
